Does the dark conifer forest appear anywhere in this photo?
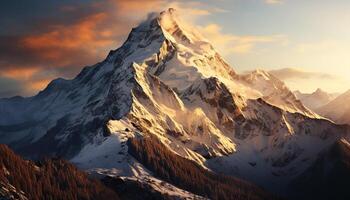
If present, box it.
[0,144,119,200]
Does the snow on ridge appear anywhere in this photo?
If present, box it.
[237,69,320,118]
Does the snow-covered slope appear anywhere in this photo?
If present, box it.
[317,90,350,125]
[0,8,349,199]
[238,69,319,118]
[294,88,338,110]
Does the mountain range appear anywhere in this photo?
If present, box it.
[1,8,350,200]
[294,88,338,110]
[316,90,350,125]
[295,89,350,125]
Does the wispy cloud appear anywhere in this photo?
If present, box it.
[199,23,288,54]
[269,68,337,80]
[264,0,283,4]
[268,67,347,93]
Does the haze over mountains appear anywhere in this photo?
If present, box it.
[294,88,338,110]
[294,89,350,125]
[316,90,350,125]
[1,8,350,200]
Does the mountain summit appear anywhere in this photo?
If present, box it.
[0,8,349,199]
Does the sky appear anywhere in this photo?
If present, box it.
[0,0,349,98]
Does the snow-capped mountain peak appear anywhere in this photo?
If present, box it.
[158,8,196,43]
[158,8,213,52]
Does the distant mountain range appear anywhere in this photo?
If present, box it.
[1,8,350,200]
[295,89,350,125]
[294,88,338,110]
[316,90,350,125]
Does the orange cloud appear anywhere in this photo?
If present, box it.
[21,12,114,65]
[114,0,166,15]
[2,68,40,80]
